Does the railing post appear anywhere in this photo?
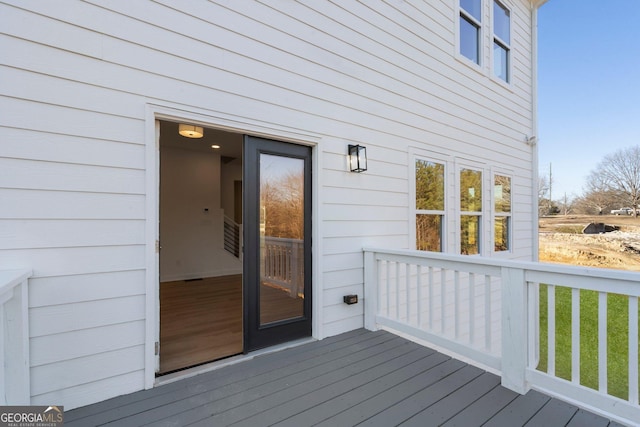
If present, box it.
[0,271,32,405]
[501,266,529,394]
[364,250,378,331]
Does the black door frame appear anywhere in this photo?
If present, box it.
[243,135,312,352]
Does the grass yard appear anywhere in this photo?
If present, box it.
[538,284,640,400]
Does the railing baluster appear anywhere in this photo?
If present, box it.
[629,296,639,405]
[548,284,556,376]
[378,258,384,316]
[469,272,475,345]
[455,270,460,339]
[385,260,390,318]
[485,275,491,351]
[417,265,422,329]
[406,263,411,323]
[428,267,434,331]
[441,269,446,334]
[395,262,400,320]
[598,291,608,394]
[571,287,580,384]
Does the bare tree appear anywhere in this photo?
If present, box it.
[592,146,640,217]
[558,193,574,216]
[581,170,621,214]
[261,172,304,239]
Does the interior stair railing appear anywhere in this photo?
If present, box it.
[223,215,241,258]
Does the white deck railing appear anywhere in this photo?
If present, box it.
[364,248,639,425]
[0,269,31,405]
[262,237,304,298]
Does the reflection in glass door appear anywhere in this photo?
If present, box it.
[259,154,305,325]
[244,136,312,351]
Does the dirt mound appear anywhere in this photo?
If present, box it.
[539,215,640,271]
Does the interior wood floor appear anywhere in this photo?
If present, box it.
[260,282,304,325]
[159,275,243,374]
[160,275,306,374]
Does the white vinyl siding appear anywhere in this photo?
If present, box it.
[0,0,537,409]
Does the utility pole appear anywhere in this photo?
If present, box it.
[548,163,552,214]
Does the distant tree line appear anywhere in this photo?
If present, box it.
[539,145,640,216]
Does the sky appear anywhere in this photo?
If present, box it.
[537,0,640,200]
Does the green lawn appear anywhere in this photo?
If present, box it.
[538,285,639,400]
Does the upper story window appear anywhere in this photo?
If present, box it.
[459,0,482,65]
[494,174,511,251]
[415,159,445,252]
[493,0,511,82]
[460,168,482,255]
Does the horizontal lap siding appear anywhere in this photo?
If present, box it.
[1,0,153,409]
[0,0,535,408]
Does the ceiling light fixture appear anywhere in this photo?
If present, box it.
[211,144,220,149]
[178,124,204,139]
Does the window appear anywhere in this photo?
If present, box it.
[493,0,511,82]
[415,159,445,251]
[459,0,482,64]
[494,174,511,251]
[460,168,482,255]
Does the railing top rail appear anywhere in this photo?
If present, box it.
[264,236,304,244]
[363,247,640,284]
[0,269,32,297]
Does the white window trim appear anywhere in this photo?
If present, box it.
[492,170,513,255]
[410,150,451,252]
[456,161,485,256]
[490,0,513,86]
[456,0,484,70]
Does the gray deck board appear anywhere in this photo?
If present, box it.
[121,333,406,426]
[483,389,551,427]
[69,329,386,426]
[64,329,621,427]
[358,364,485,426]
[223,347,429,426]
[565,409,612,427]
[315,358,467,426]
[177,337,421,426]
[524,398,582,426]
[273,352,450,427]
[440,381,519,426]
[399,373,502,426]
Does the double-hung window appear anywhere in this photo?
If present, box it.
[494,174,511,251]
[493,0,511,82]
[460,168,482,255]
[415,159,445,252]
[459,0,482,65]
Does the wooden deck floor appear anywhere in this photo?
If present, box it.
[65,329,622,426]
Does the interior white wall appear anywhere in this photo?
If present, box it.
[160,146,242,281]
[220,158,242,223]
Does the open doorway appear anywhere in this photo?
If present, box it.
[157,121,313,374]
[158,121,244,374]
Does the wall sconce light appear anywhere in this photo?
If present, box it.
[348,144,367,172]
[178,124,204,138]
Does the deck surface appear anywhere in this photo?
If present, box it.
[65,329,622,426]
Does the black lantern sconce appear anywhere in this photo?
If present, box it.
[348,144,367,172]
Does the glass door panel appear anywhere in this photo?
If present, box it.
[259,154,305,325]
[243,136,312,351]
